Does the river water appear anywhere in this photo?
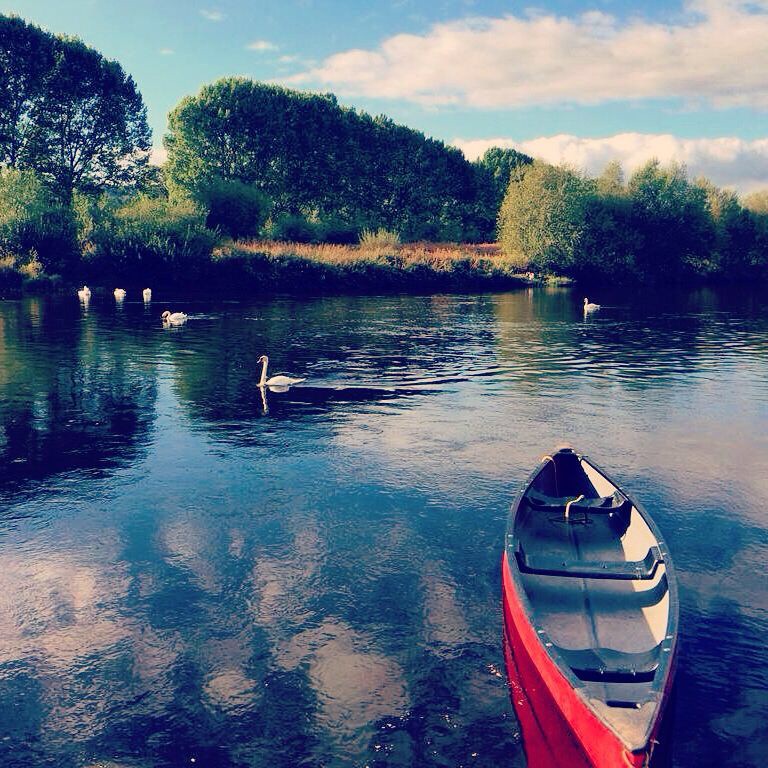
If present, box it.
[0,286,766,768]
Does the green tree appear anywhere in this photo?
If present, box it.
[475,146,533,204]
[570,161,638,279]
[164,78,486,242]
[498,161,594,273]
[741,190,768,273]
[0,167,78,274]
[695,179,759,277]
[596,160,626,197]
[0,16,54,167]
[0,15,151,203]
[627,160,715,280]
[468,147,532,241]
[743,190,768,215]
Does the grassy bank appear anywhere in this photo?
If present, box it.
[208,240,536,294]
[1,235,542,298]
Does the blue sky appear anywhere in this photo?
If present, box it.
[4,0,768,192]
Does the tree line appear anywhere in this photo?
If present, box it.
[498,160,768,282]
[164,77,530,242]
[1,12,766,289]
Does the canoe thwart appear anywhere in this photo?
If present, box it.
[528,489,631,515]
[515,544,663,580]
[553,644,661,684]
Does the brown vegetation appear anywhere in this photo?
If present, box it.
[208,239,528,294]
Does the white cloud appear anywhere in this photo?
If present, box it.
[288,2,768,109]
[453,133,768,194]
[200,8,225,21]
[159,48,174,56]
[246,39,278,52]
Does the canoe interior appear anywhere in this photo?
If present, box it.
[509,448,676,752]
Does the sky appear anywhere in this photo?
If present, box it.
[3,0,768,193]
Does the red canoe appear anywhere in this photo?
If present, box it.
[501,448,678,767]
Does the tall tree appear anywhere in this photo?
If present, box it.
[0,15,151,202]
[475,146,533,205]
[165,78,487,241]
[0,15,53,167]
[30,35,151,202]
[469,147,533,240]
[627,160,714,279]
[743,190,768,215]
[596,160,626,197]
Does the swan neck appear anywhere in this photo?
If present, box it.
[259,357,268,386]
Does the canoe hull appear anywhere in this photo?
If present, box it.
[502,549,676,767]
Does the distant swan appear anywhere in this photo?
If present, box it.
[583,297,600,314]
[143,288,152,302]
[114,288,126,300]
[258,355,305,388]
[77,285,91,300]
[162,310,188,325]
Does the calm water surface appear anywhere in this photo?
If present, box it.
[0,287,767,768]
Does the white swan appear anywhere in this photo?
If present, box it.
[258,355,305,388]
[77,285,91,300]
[162,310,188,325]
[143,288,152,302]
[583,297,600,314]
[114,288,126,300]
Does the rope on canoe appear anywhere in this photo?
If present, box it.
[564,494,585,521]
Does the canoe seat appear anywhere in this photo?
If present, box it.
[515,544,663,580]
[553,644,660,683]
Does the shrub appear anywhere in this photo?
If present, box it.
[195,177,271,239]
[0,255,22,293]
[317,216,360,245]
[266,214,320,243]
[0,168,79,275]
[359,227,401,249]
[86,194,218,283]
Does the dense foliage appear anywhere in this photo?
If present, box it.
[0,168,78,276]
[1,14,766,290]
[0,14,150,202]
[194,177,271,239]
[165,78,495,242]
[474,147,533,211]
[79,194,217,284]
[499,160,768,282]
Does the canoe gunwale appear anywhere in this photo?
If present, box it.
[503,448,680,758]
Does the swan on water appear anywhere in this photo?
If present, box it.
[583,297,600,314]
[162,310,188,325]
[77,285,91,300]
[143,288,152,302]
[257,355,305,388]
[114,288,127,300]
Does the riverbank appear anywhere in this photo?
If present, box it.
[2,240,562,298]
[208,240,542,293]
